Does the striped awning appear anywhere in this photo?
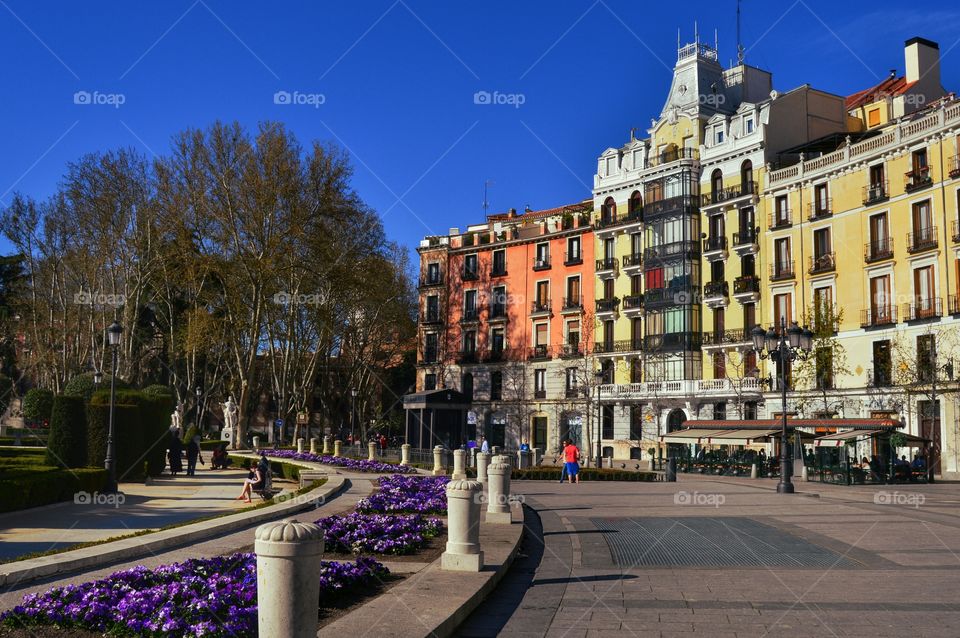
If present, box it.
[813,429,884,447]
[660,428,780,446]
[692,418,901,431]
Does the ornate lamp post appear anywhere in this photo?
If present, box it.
[751,319,813,494]
[105,321,123,494]
[595,369,604,469]
[93,370,103,386]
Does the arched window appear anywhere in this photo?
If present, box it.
[629,191,643,217]
[666,409,687,433]
[602,197,616,224]
[710,169,723,202]
[741,160,753,192]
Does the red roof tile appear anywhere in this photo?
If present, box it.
[846,75,916,110]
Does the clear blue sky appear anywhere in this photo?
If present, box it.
[1,1,959,263]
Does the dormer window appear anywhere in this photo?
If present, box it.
[715,128,724,144]
[604,155,617,176]
[744,118,754,134]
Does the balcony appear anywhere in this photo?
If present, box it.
[860,306,896,328]
[643,239,700,263]
[769,261,795,281]
[595,257,619,277]
[485,348,509,363]
[951,155,960,179]
[701,328,747,347]
[866,367,893,388]
[643,332,702,351]
[953,221,960,244]
[951,295,960,315]
[461,268,478,282]
[565,386,582,399]
[596,298,620,315]
[701,181,757,208]
[530,299,552,316]
[733,274,761,303]
[460,308,479,324]
[702,236,728,261]
[560,343,584,358]
[907,226,938,253]
[622,294,644,313]
[532,257,551,271]
[808,252,836,275]
[488,305,508,322]
[904,167,933,193]
[864,238,893,263]
[528,345,552,361]
[703,281,729,307]
[457,350,479,365]
[420,311,443,326]
[593,339,641,355]
[534,389,547,399]
[418,274,443,289]
[563,251,583,266]
[768,210,792,230]
[647,146,699,168]
[808,198,832,222]
[903,298,943,321]
[644,286,697,307]
[862,181,889,206]
[421,350,438,365]
[621,253,642,270]
[561,297,583,313]
[732,227,760,255]
[643,194,698,221]
[490,265,507,278]
[595,209,642,231]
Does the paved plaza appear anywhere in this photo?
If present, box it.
[462,476,960,637]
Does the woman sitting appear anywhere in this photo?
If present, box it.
[237,465,263,503]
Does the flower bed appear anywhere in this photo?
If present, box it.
[356,474,449,515]
[315,512,443,555]
[265,450,415,474]
[2,554,387,637]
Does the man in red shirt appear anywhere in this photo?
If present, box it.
[563,440,580,484]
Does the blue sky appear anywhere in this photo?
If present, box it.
[1,1,959,262]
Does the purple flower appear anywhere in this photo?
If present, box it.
[265,450,416,474]
[357,474,450,515]
[314,512,443,555]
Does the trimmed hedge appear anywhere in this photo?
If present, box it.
[229,455,301,481]
[0,374,12,415]
[63,372,130,402]
[0,468,107,513]
[201,439,228,451]
[86,400,143,481]
[45,395,87,469]
[21,388,54,423]
[181,425,199,446]
[141,384,175,398]
[0,435,45,447]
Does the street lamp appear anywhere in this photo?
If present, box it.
[350,388,358,443]
[751,319,813,494]
[104,321,123,494]
[195,386,203,435]
[595,369,605,470]
[93,370,103,386]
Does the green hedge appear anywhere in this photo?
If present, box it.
[85,401,143,481]
[114,390,172,477]
[45,395,87,469]
[64,372,130,402]
[0,468,107,513]
[229,456,301,481]
[181,425,199,446]
[21,388,54,423]
[0,374,12,415]
[0,435,45,447]
[201,439,228,451]
[510,467,657,482]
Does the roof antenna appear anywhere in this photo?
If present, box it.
[482,179,494,215]
[737,0,745,65]
[695,20,699,44]
[677,27,681,50]
[715,28,718,53]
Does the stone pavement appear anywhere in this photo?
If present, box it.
[0,468,272,560]
[461,475,960,637]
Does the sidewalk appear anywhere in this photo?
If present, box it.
[0,468,267,560]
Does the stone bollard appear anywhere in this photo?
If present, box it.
[322,436,331,455]
[310,438,318,455]
[441,479,484,571]
[255,519,326,638]
[751,463,758,479]
[801,465,809,482]
[432,445,445,475]
[400,443,411,466]
[368,440,376,461]
[470,447,477,468]
[333,440,342,457]
[486,460,513,524]
[452,449,467,480]
[296,438,304,453]
[491,445,500,456]
[476,452,491,486]
[533,447,541,466]
[253,436,260,449]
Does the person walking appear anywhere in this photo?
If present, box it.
[379,433,387,457]
[564,439,581,484]
[186,435,205,476]
[167,432,184,476]
[480,436,489,454]
[555,440,569,483]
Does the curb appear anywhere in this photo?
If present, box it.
[0,473,347,589]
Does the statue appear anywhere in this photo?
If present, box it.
[170,401,184,432]
[222,395,239,430]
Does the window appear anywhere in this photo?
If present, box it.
[869,212,889,247]
[567,276,581,305]
[462,373,473,401]
[631,318,642,348]
[868,108,880,127]
[604,156,617,177]
[603,320,614,348]
[873,340,891,386]
[603,237,615,260]
[913,266,935,316]
[534,369,546,398]
[773,293,792,329]
[869,163,885,190]
[739,206,755,235]
[464,290,477,318]
[490,371,502,400]
[870,275,891,322]
[743,401,757,420]
[463,330,476,353]
[912,200,934,245]
[426,262,440,284]
[536,281,549,306]
[741,254,756,277]
[566,320,580,346]
[815,346,834,389]
[774,238,791,275]
[424,374,437,391]
[463,254,478,278]
[713,306,725,334]
[535,242,549,266]
[630,233,642,256]
[917,334,936,383]
[491,285,506,317]
[603,278,615,299]
[813,228,831,261]
[813,287,834,333]
[491,327,505,353]
[424,333,438,363]
[629,406,643,439]
[710,169,723,195]
[775,195,789,223]
[602,197,616,223]
[913,148,929,174]
[814,184,829,215]
[534,323,548,347]
[630,358,642,383]
[743,304,756,333]
[629,191,642,216]
[566,236,581,262]
[426,295,439,322]
[714,402,727,420]
[744,350,757,376]
[630,274,642,296]
[713,352,726,379]
[745,118,755,134]
[715,128,724,144]
[492,249,506,275]
[565,368,578,397]
[602,405,614,439]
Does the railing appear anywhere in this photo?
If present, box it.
[596,298,620,313]
[643,194,698,220]
[808,252,836,275]
[866,367,893,387]
[528,345,552,360]
[644,286,697,306]
[561,297,583,311]
[701,329,746,345]
[593,339,641,354]
[596,257,619,272]
[904,167,932,193]
[485,348,509,363]
[532,257,551,270]
[770,261,795,281]
[907,226,938,253]
[420,312,443,325]
[599,377,761,399]
[733,274,761,295]
[703,236,727,253]
[623,294,644,310]
[768,210,792,230]
[560,343,584,358]
[646,147,698,168]
[863,181,889,206]
[534,389,546,399]
[595,210,642,230]
[950,295,960,315]
[457,350,479,364]
[460,308,479,322]
[489,304,507,320]
[951,154,960,179]
[733,227,759,247]
[953,220,960,244]
[808,198,833,221]
[643,239,700,262]
[621,253,642,268]
[903,298,943,321]
[418,275,443,288]
[530,299,551,314]
[860,306,896,328]
[644,332,702,350]
[703,280,729,299]
[864,238,893,262]
[490,265,507,277]
[563,251,582,266]
[461,268,478,281]
[701,181,757,206]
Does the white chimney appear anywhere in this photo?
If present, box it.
[905,37,939,85]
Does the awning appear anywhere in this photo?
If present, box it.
[814,429,884,447]
[894,432,932,448]
[660,428,780,445]
[693,418,902,431]
[660,428,726,444]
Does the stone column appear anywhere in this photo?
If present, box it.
[476,452,491,486]
[491,445,500,456]
[517,449,531,469]
[486,460,513,524]
[309,438,318,455]
[333,440,342,458]
[452,449,467,480]
[441,479,484,572]
[252,436,260,449]
[432,445,445,475]
[296,438,304,453]
[470,447,477,468]
[400,443,411,466]
[322,435,331,455]
[533,448,541,466]
[368,440,377,461]
[255,520,325,638]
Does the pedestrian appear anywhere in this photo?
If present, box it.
[555,440,569,483]
[379,433,387,457]
[186,435,205,476]
[168,432,184,476]
[563,438,581,484]
[480,436,489,454]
